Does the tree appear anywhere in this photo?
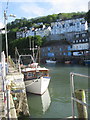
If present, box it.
[85,10,90,23]
[34,35,42,46]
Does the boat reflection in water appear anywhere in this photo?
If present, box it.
[27,89,51,116]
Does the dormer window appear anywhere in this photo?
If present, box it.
[79,40,81,42]
[76,40,78,43]
[82,39,85,42]
[86,39,88,42]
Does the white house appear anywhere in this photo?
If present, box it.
[16,26,51,38]
[16,17,88,39]
[51,18,88,35]
[36,26,51,37]
[71,33,89,56]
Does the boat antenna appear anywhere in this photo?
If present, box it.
[5,0,9,13]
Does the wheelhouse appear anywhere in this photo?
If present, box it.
[22,70,49,81]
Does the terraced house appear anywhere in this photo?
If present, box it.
[50,17,88,34]
[40,17,90,62]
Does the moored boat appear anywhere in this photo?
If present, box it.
[46,60,56,64]
[18,55,50,95]
[84,60,90,66]
[65,60,71,64]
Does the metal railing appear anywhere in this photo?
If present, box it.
[70,72,90,118]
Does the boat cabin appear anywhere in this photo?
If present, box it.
[22,70,49,81]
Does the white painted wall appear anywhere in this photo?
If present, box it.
[72,43,89,50]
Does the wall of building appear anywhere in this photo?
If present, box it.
[41,43,72,62]
[41,29,90,62]
[47,32,76,42]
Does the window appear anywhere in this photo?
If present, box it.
[42,49,45,52]
[60,48,62,51]
[82,34,86,37]
[63,52,66,55]
[79,40,81,42]
[76,46,78,49]
[68,52,71,56]
[82,39,85,42]
[62,24,65,28]
[48,47,50,51]
[28,72,33,77]
[86,39,88,42]
[69,23,73,26]
[76,40,78,43]
[48,52,54,57]
[79,45,81,49]
[68,46,71,50]
[76,34,79,38]
[77,23,80,28]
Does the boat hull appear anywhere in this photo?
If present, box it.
[46,60,56,64]
[25,77,50,95]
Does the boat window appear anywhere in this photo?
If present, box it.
[35,71,49,78]
[41,71,49,76]
[28,72,33,77]
[27,72,36,78]
[32,72,36,77]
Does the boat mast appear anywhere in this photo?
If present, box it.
[29,37,35,60]
[32,40,35,59]
[29,37,31,50]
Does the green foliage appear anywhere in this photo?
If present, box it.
[8,35,45,56]
[7,12,86,32]
[42,36,47,45]
[34,35,42,46]
[85,10,90,23]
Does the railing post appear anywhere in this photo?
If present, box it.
[70,72,89,119]
[1,51,6,92]
[70,72,75,118]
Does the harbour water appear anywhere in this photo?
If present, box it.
[27,64,89,118]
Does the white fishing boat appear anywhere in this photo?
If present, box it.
[18,55,50,95]
[46,60,56,64]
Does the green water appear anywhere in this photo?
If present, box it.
[27,64,89,118]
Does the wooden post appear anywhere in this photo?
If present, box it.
[75,89,88,119]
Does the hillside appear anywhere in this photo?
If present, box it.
[7,12,86,31]
[2,12,87,57]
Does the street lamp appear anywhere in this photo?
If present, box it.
[4,10,16,62]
